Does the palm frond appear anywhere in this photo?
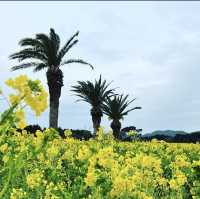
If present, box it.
[36,33,50,47]
[9,49,48,63]
[71,76,115,108]
[50,28,60,54]
[61,59,93,70]
[58,31,79,60]
[102,94,141,120]
[33,63,48,72]
[11,62,41,71]
[19,38,44,50]
[122,106,142,116]
[61,39,78,55]
[36,33,56,65]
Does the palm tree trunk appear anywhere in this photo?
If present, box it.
[111,119,121,139]
[92,116,101,135]
[91,107,103,135]
[47,68,63,128]
[49,99,59,128]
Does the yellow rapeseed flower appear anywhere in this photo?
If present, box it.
[10,188,26,199]
[26,169,44,189]
[85,166,97,187]
[0,143,8,154]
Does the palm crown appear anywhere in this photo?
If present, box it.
[102,94,142,120]
[9,28,93,72]
[71,75,114,108]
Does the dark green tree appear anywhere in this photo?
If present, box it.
[9,28,93,128]
[71,75,114,134]
[102,94,141,139]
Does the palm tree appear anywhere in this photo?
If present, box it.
[71,75,115,135]
[102,94,141,139]
[9,28,93,128]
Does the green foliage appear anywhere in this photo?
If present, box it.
[71,75,114,108]
[27,80,41,93]
[9,28,93,72]
[102,94,142,120]
[0,103,18,127]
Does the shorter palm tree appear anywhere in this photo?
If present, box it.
[102,94,141,139]
[71,75,115,135]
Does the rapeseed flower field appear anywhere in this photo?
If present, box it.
[0,128,199,199]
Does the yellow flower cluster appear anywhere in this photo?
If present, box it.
[47,143,60,159]
[26,169,44,189]
[10,188,27,199]
[77,145,91,161]
[15,109,27,129]
[0,128,199,198]
[0,143,9,154]
[44,181,64,199]
[6,75,48,115]
[84,166,97,187]
[4,75,48,128]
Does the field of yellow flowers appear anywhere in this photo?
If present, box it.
[0,127,199,199]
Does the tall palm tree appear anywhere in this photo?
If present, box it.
[102,94,141,139]
[71,75,115,134]
[9,28,93,128]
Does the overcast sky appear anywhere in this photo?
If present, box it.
[0,2,200,134]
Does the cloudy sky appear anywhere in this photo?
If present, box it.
[0,2,200,134]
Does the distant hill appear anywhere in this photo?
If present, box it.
[143,130,187,138]
[190,131,200,135]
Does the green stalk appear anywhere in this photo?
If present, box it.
[0,162,13,198]
[0,102,18,125]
